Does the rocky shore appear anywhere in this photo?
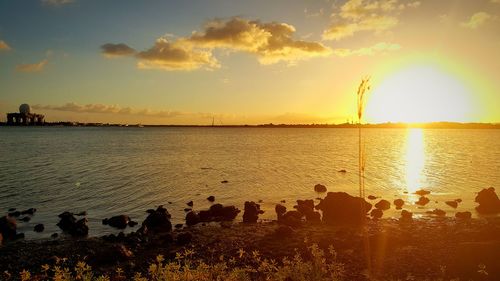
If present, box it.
[1,187,500,280]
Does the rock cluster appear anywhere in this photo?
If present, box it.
[242,201,264,223]
[57,211,89,237]
[102,215,138,229]
[185,204,240,226]
[475,187,500,214]
[316,192,372,224]
[139,205,172,233]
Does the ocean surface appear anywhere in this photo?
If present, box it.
[1,127,499,238]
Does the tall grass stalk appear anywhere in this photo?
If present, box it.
[356,77,371,277]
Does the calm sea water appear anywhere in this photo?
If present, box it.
[1,127,499,238]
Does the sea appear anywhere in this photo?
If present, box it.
[1,126,499,238]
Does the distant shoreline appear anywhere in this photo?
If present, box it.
[1,121,499,129]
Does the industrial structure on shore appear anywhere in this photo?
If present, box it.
[6,104,45,125]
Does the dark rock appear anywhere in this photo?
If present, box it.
[314,184,327,193]
[207,196,215,202]
[415,189,431,196]
[367,195,378,200]
[211,204,240,221]
[51,233,59,238]
[475,187,500,214]
[281,211,303,227]
[198,210,212,222]
[294,199,320,222]
[15,233,25,240]
[103,215,131,229]
[20,216,31,222]
[415,196,430,206]
[146,209,155,214]
[274,225,294,237]
[280,200,286,203]
[176,232,192,245]
[445,201,458,208]
[401,210,413,220]
[221,180,228,183]
[455,199,462,203]
[184,208,192,212]
[394,199,404,209]
[243,201,263,223]
[57,212,88,237]
[338,169,347,173]
[141,205,172,233]
[426,209,446,217]
[175,223,183,229]
[128,220,138,227]
[275,204,287,221]
[375,199,391,211]
[8,211,21,218]
[0,216,17,240]
[187,201,193,207]
[316,192,372,224]
[20,208,36,215]
[185,211,200,226]
[370,208,383,219]
[34,224,44,232]
[455,211,472,219]
[75,211,87,216]
[8,208,16,212]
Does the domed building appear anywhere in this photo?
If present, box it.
[6,104,45,125]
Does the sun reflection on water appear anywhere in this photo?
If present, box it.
[405,128,426,194]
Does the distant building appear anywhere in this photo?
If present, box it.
[6,104,45,125]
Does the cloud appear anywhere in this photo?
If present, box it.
[102,17,331,71]
[333,42,401,57]
[100,43,136,57]
[41,0,74,6]
[0,40,11,51]
[136,38,220,71]
[33,102,192,119]
[323,0,420,40]
[188,18,331,65]
[15,59,48,73]
[461,12,493,29]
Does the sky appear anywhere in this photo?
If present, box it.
[0,0,499,125]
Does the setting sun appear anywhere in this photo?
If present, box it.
[365,64,476,123]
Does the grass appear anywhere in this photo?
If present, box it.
[10,244,345,281]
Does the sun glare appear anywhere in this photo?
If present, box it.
[365,65,476,123]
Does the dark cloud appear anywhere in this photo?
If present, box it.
[100,43,136,57]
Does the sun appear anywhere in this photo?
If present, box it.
[365,64,477,123]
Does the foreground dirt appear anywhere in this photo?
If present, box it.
[1,218,500,280]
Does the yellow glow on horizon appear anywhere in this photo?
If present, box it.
[365,64,476,123]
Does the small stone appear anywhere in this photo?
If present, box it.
[187,201,194,207]
[51,233,59,238]
[34,224,45,232]
[394,199,404,209]
[207,196,215,202]
[338,169,347,173]
[367,195,378,200]
[20,216,31,222]
[375,199,391,211]
[415,196,430,206]
[184,208,192,212]
[445,201,458,208]
[221,180,229,184]
[175,223,183,229]
[314,184,327,193]
[415,189,431,196]
[401,210,413,220]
